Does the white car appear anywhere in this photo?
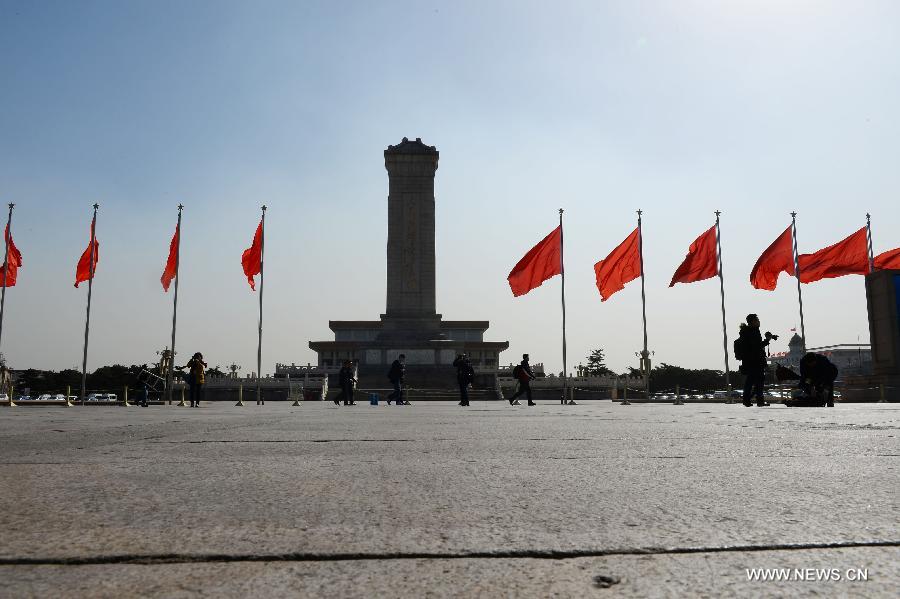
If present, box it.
[17,395,32,401]
[0,393,8,402]
[87,393,118,402]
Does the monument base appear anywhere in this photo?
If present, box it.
[842,374,900,402]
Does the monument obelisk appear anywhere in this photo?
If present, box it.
[309,138,508,388]
[381,137,442,339]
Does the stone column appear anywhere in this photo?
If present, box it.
[384,137,439,319]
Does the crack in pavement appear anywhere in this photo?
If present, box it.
[149,439,419,444]
[1,540,896,567]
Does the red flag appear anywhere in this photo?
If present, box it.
[798,227,868,284]
[242,220,263,290]
[750,225,794,291]
[1,224,22,288]
[875,247,900,270]
[74,217,99,288]
[161,224,180,292]
[594,227,641,301]
[669,225,718,287]
[508,226,562,297]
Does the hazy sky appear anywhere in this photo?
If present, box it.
[1,0,898,376]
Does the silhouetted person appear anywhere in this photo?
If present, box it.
[736,314,774,407]
[453,353,475,406]
[387,354,409,405]
[799,352,838,407]
[508,353,536,406]
[338,360,357,405]
[181,352,207,408]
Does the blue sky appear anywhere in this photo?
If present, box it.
[1,0,898,375]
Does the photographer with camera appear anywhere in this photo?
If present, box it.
[735,314,775,407]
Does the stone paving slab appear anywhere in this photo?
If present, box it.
[1,402,897,597]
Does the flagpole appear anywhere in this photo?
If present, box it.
[166,204,183,404]
[790,212,807,350]
[80,203,99,404]
[559,208,569,405]
[865,213,874,273]
[256,205,266,405]
[0,203,14,356]
[637,209,650,400]
[714,211,731,395]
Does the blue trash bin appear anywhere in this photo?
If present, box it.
[369,393,379,406]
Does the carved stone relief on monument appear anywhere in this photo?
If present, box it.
[402,197,419,292]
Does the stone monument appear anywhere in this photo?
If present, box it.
[308,138,509,388]
[845,269,900,400]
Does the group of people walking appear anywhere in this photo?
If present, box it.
[330,352,539,407]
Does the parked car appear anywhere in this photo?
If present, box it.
[16,395,32,401]
[0,393,8,402]
[87,393,118,401]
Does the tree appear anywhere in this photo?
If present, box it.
[584,349,614,376]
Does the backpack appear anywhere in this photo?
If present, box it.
[512,364,522,379]
[733,337,746,361]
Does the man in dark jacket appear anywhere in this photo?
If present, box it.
[507,353,537,406]
[337,360,357,406]
[453,353,475,406]
[737,314,774,407]
[387,354,409,405]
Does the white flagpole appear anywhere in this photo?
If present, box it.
[715,211,732,395]
[559,208,569,405]
[166,204,183,404]
[637,209,650,400]
[866,213,875,273]
[80,203,99,403]
[0,203,14,355]
[256,205,266,405]
[790,212,807,350]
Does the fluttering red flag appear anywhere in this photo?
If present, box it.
[750,225,794,291]
[1,224,22,288]
[242,220,263,291]
[875,247,900,270]
[508,226,562,297]
[74,217,99,288]
[594,227,641,301]
[797,227,868,284]
[160,224,180,292]
[669,225,718,287]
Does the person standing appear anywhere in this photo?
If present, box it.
[508,353,537,406]
[453,353,475,406]
[181,352,207,408]
[736,314,773,407]
[387,354,409,405]
[338,360,357,406]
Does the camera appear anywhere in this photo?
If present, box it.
[764,331,779,341]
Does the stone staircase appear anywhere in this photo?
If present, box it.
[326,387,501,402]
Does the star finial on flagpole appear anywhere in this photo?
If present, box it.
[7,203,13,209]
[93,203,99,210]
[262,205,267,212]
[791,211,797,218]
[178,203,184,211]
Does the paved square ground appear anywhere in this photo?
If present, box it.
[1,401,897,597]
